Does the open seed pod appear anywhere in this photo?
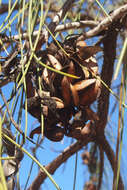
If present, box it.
[27,38,101,142]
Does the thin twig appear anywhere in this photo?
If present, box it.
[0,89,25,144]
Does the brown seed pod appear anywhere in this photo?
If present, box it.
[61,76,71,106]
[79,78,101,106]
[82,151,90,165]
[30,125,64,142]
[44,127,64,142]
[73,79,96,91]
[70,84,79,106]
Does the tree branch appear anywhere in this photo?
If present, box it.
[94,19,124,190]
[77,3,127,41]
[3,3,127,44]
[2,20,97,42]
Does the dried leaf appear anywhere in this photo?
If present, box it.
[81,66,90,78]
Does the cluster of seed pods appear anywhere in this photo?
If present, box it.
[27,36,102,141]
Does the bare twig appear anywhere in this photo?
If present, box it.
[77,3,127,41]
[55,20,98,32]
